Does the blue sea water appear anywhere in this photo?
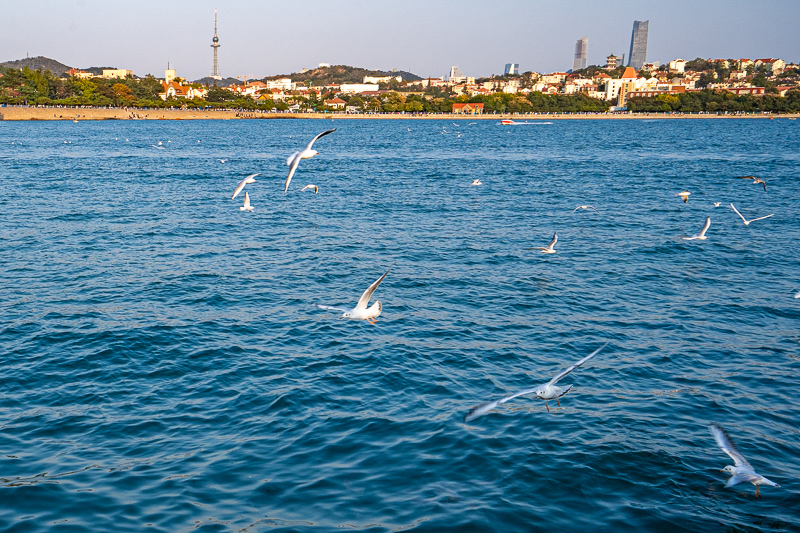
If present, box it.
[0,117,799,532]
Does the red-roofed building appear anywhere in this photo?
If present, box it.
[324,98,346,110]
[452,102,484,115]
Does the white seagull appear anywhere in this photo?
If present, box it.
[284,129,336,194]
[471,179,482,186]
[713,202,722,207]
[232,173,260,200]
[464,343,608,422]
[683,217,711,240]
[709,423,780,498]
[239,191,254,212]
[529,232,557,254]
[573,205,599,213]
[315,269,390,325]
[300,184,319,194]
[218,158,228,163]
[677,191,691,203]
[730,203,774,226]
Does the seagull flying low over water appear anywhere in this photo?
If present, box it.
[471,179,482,186]
[284,129,336,194]
[300,184,319,194]
[573,205,599,213]
[683,217,711,240]
[232,173,260,200]
[218,159,228,163]
[734,176,767,191]
[315,269,390,325]
[529,232,557,254]
[677,191,691,203]
[730,203,774,226]
[709,423,780,498]
[239,191,254,212]
[464,343,608,422]
[713,202,722,207]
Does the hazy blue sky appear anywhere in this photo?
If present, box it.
[3,0,798,80]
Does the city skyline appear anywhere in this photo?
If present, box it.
[2,0,799,80]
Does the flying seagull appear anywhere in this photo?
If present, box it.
[713,202,722,207]
[218,158,228,163]
[239,191,254,212]
[730,203,774,226]
[677,191,691,203]
[232,173,260,200]
[471,179,482,186]
[528,232,557,254]
[709,423,780,498]
[573,205,599,213]
[284,129,336,194]
[683,217,711,240]
[464,343,608,422]
[315,269,390,325]
[300,184,319,194]
[734,176,767,191]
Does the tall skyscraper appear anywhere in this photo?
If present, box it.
[627,20,649,70]
[210,10,221,80]
[572,37,588,71]
[504,63,519,76]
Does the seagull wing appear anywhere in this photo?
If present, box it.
[547,343,608,386]
[305,128,336,151]
[232,179,247,199]
[726,473,761,487]
[284,156,302,194]
[729,203,747,223]
[709,423,752,469]
[463,387,538,422]
[733,175,757,180]
[243,191,251,209]
[698,217,711,237]
[548,232,558,248]
[749,213,774,223]
[315,304,349,313]
[355,269,390,311]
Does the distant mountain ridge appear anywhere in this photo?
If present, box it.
[1,56,73,76]
[264,65,423,85]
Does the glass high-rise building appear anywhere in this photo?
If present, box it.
[504,63,519,76]
[572,37,588,71]
[628,20,649,70]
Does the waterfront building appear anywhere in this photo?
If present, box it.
[452,102,484,115]
[668,59,686,73]
[340,83,380,93]
[210,10,221,80]
[628,20,649,70]
[504,63,519,76]
[573,37,588,71]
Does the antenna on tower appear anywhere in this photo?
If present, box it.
[210,9,222,80]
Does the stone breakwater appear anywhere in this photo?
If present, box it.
[1,106,797,121]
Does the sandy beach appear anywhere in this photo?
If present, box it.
[1,105,798,121]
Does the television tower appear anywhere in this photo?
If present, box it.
[210,9,221,80]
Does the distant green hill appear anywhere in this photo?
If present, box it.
[264,65,422,85]
[0,56,73,76]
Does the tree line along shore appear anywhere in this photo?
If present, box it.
[2,106,799,121]
[3,64,800,116]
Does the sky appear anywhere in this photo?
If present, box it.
[3,0,799,80]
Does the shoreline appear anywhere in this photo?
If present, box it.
[1,106,799,121]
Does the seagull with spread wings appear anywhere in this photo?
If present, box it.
[315,269,390,325]
[284,129,336,194]
[232,173,260,200]
[709,423,780,498]
[464,343,608,422]
[730,203,774,226]
[683,217,711,241]
[528,232,558,254]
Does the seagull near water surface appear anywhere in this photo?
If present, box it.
[239,191,254,212]
[464,343,608,422]
[730,203,774,226]
[315,269,390,325]
[284,129,336,194]
[682,217,711,240]
[573,205,599,213]
[709,423,780,498]
[676,191,691,203]
[528,232,558,254]
[734,175,767,191]
[232,173,260,200]
[300,184,319,194]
